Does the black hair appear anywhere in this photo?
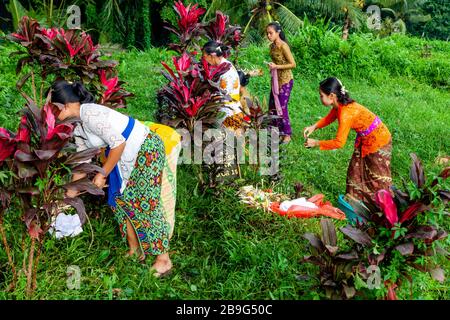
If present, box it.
[319,77,354,106]
[237,70,250,87]
[202,40,230,57]
[267,22,287,42]
[49,80,95,105]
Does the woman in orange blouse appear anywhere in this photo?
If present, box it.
[303,77,392,201]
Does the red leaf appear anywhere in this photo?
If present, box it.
[399,202,428,223]
[174,1,205,34]
[43,102,56,132]
[161,61,177,80]
[394,243,414,256]
[99,69,120,97]
[430,268,445,283]
[385,282,398,300]
[375,189,398,227]
[16,115,30,143]
[41,27,59,40]
[28,221,43,239]
[0,128,17,161]
[410,153,425,188]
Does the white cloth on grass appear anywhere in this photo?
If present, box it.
[49,212,83,239]
[280,197,318,212]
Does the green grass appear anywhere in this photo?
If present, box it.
[0,40,449,300]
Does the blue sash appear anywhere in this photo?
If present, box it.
[105,117,135,207]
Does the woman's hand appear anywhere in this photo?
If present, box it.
[303,125,316,139]
[268,62,278,70]
[65,189,79,198]
[247,69,263,76]
[304,138,320,148]
[93,173,107,189]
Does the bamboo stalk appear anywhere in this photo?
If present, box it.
[31,239,43,292]
[49,0,54,26]
[40,80,45,106]
[31,70,37,103]
[21,233,26,275]
[0,218,17,291]
[26,237,35,297]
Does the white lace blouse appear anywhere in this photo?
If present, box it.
[217,59,242,123]
[74,103,150,193]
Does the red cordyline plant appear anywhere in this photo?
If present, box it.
[156,50,232,186]
[157,52,232,133]
[202,11,243,63]
[303,155,449,300]
[159,2,246,131]
[7,16,132,109]
[336,153,449,300]
[164,2,243,59]
[158,1,245,186]
[164,1,206,54]
[0,92,104,296]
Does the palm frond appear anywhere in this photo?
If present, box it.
[346,4,368,28]
[407,14,431,24]
[245,0,260,7]
[100,0,125,35]
[203,0,230,21]
[393,19,407,33]
[284,0,317,11]
[375,0,405,7]
[274,3,303,35]
[7,0,28,30]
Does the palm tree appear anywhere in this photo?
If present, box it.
[6,0,98,30]
[203,0,304,39]
[205,0,366,40]
[368,0,431,33]
[289,0,366,40]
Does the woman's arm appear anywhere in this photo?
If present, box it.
[93,141,126,189]
[304,109,338,139]
[318,114,352,150]
[315,108,338,129]
[102,142,126,176]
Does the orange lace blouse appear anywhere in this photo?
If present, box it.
[315,102,391,157]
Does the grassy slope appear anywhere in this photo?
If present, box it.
[0,42,449,300]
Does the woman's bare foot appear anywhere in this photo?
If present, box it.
[281,135,291,144]
[150,253,172,277]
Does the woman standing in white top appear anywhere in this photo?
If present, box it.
[50,80,172,277]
